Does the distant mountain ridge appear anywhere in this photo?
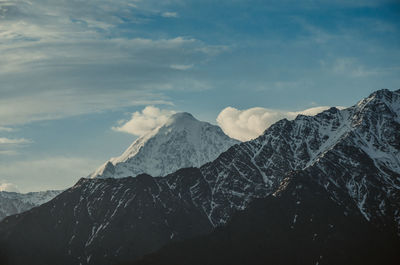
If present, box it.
[0,190,62,221]
[0,89,399,265]
[90,112,239,178]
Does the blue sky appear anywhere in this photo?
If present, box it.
[0,0,399,192]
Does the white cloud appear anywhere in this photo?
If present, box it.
[0,182,19,192]
[0,156,101,192]
[162,11,178,18]
[113,106,176,136]
[0,35,219,126]
[217,106,338,141]
[0,137,31,145]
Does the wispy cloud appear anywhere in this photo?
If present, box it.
[0,1,227,126]
[0,138,31,145]
[170,64,194,70]
[0,150,19,156]
[0,126,14,132]
[161,11,178,18]
[0,137,32,156]
[331,57,392,78]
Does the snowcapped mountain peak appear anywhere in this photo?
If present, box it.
[162,112,206,135]
[369,88,399,99]
[355,88,400,113]
[90,112,239,179]
[166,112,196,125]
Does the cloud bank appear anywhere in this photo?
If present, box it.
[113,106,176,136]
[0,182,19,192]
[217,106,336,141]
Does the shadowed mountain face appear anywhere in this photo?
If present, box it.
[0,171,212,265]
[130,172,400,265]
[0,89,399,265]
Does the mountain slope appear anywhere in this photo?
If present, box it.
[131,172,400,265]
[90,112,239,178]
[0,89,399,265]
[0,171,212,265]
[0,190,62,221]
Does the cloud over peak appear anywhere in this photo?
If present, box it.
[113,106,176,136]
[217,106,338,141]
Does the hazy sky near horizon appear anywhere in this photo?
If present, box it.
[0,0,399,192]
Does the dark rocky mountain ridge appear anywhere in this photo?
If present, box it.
[130,171,400,265]
[0,89,399,265]
[0,171,212,265]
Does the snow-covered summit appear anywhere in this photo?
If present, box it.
[90,112,239,178]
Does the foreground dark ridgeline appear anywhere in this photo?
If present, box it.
[0,89,399,265]
[130,172,400,265]
[0,172,212,265]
